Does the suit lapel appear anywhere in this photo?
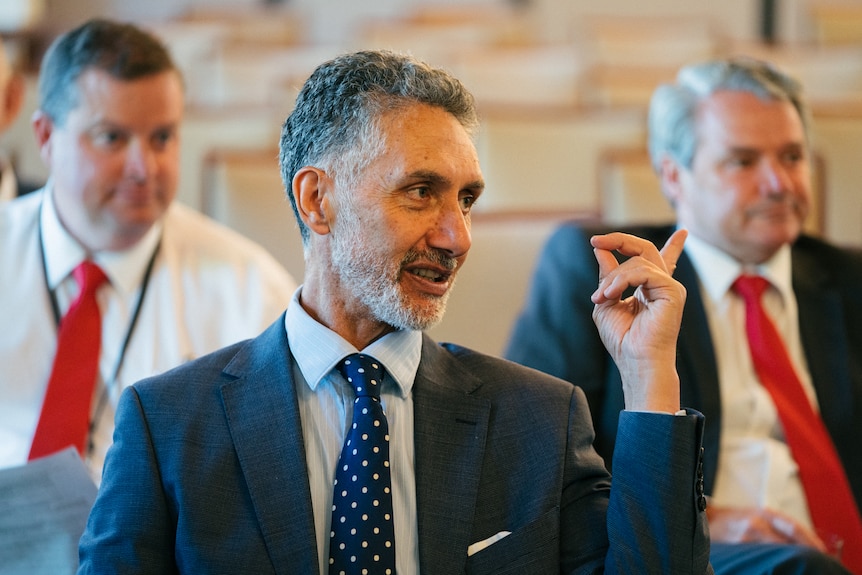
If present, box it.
[219,320,319,575]
[672,250,723,494]
[413,336,491,575]
[793,251,855,432]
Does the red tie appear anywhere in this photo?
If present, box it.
[29,261,108,460]
[733,275,862,571]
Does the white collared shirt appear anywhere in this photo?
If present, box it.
[285,289,422,575]
[0,185,297,482]
[684,233,815,528]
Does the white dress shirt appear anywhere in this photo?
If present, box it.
[0,185,297,482]
[684,233,816,528]
[285,288,422,575]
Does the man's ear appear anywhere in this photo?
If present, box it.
[293,166,332,236]
[31,109,55,165]
[659,155,684,208]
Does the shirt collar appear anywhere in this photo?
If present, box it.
[284,287,422,398]
[683,232,793,303]
[40,181,163,295]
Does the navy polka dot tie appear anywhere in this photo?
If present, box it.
[329,354,396,575]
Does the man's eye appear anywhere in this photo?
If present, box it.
[93,131,124,147]
[781,150,804,165]
[152,129,175,148]
[407,186,430,200]
[728,156,755,168]
[460,194,476,211]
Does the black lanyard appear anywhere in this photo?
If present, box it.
[38,204,161,452]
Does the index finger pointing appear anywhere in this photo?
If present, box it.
[659,229,688,275]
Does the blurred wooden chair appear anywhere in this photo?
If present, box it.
[597,147,673,225]
[574,15,721,109]
[728,41,862,107]
[201,147,306,282]
[177,106,284,210]
[174,6,307,47]
[149,10,327,109]
[808,1,862,45]
[475,105,647,216]
[452,43,587,109]
[357,3,532,66]
[580,64,679,109]
[809,104,862,246]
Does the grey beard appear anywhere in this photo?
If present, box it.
[330,230,456,331]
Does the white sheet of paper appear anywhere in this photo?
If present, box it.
[0,447,98,575]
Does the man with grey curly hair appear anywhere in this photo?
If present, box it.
[81,49,711,574]
[508,57,861,573]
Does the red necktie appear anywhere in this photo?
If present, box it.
[734,275,862,571]
[29,261,108,460]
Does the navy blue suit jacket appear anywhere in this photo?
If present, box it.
[79,316,711,574]
[506,222,862,513]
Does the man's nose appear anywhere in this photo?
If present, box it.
[428,198,472,258]
[760,157,792,196]
[125,140,155,182]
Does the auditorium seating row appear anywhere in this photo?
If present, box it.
[3,1,862,354]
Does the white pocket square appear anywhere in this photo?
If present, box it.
[467,530,512,556]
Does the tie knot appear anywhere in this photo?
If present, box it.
[73,261,108,295]
[337,353,385,399]
[732,274,770,303]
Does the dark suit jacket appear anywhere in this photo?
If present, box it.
[505,221,862,513]
[79,316,711,574]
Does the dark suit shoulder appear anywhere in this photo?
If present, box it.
[119,319,289,452]
[553,220,675,244]
[793,233,862,263]
[543,221,676,267]
[131,338,250,402]
[136,314,285,390]
[792,234,862,287]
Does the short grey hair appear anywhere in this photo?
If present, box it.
[38,18,180,126]
[648,57,810,172]
[278,49,479,244]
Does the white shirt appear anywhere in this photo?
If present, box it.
[684,233,816,528]
[0,185,297,482]
[285,289,422,575]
